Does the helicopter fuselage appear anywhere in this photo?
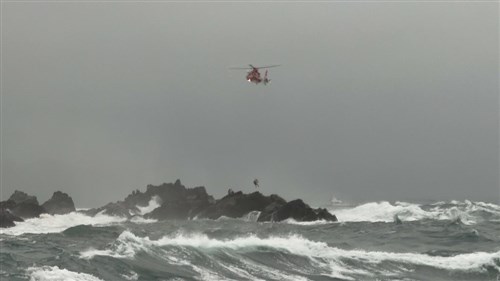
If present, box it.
[246,68,262,84]
[230,64,278,85]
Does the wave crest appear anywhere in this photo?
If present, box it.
[80,230,500,280]
[136,196,161,216]
[27,266,104,281]
[0,212,127,236]
[331,200,500,224]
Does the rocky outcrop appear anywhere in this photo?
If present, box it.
[0,208,23,228]
[0,191,47,228]
[10,203,46,219]
[2,180,337,226]
[9,190,39,205]
[0,200,17,210]
[85,180,336,222]
[141,181,214,218]
[197,191,287,220]
[263,199,337,222]
[144,185,213,220]
[0,201,24,228]
[197,192,337,222]
[5,191,46,219]
[315,207,337,221]
[84,201,138,217]
[85,180,215,219]
[42,191,76,215]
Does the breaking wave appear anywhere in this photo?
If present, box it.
[2,198,499,281]
[80,230,500,280]
[332,200,500,224]
[136,195,161,216]
[27,266,104,281]
[279,218,336,225]
[129,216,158,224]
[0,211,126,236]
[242,210,261,222]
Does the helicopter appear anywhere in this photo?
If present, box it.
[230,64,280,85]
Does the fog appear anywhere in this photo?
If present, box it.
[2,2,498,207]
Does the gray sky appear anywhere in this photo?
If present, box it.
[2,2,499,207]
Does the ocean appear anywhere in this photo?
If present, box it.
[1,200,499,281]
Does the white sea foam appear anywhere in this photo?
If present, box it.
[332,201,434,223]
[27,266,104,281]
[331,200,500,224]
[79,247,128,260]
[80,231,159,260]
[136,196,161,216]
[121,271,139,280]
[0,211,126,236]
[151,232,500,272]
[80,230,500,280]
[242,211,261,222]
[129,216,158,224]
[81,231,324,280]
[280,218,336,226]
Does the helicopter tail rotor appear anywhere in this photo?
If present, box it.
[263,70,271,85]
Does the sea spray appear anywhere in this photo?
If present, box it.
[27,266,104,281]
[136,196,162,216]
[332,200,500,224]
[0,211,127,236]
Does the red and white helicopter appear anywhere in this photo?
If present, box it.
[230,64,280,85]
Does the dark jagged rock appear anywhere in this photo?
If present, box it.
[145,199,202,220]
[1,190,76,227]
[142,181,214,206]
[197,191,287,220]
[145,190,213,220]
[123,189,152,208]
[142,183,214,220]
[258,202,287,221]
[76,179,338,223]
[196,192,336,222]
[11,202,46,219]
[2,180,338,225]
[85,179,337,223]
[0,200,17,210]
[9,190,39,205]
[0,191,47,224]
[0,208,24,228]
[84,202,138,217]
[267,199,337,222]
[273,199,317,221]
[315,207,337,221]
[42,191,76,215]
[85,180,215,219]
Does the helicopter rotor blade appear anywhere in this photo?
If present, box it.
[254,65,281,69]
[229,64,281,70]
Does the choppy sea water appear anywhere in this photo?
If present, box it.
[1,200,499,281]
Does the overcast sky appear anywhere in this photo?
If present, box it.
[2,2,498,207]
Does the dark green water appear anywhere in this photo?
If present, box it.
[1,200,499,281]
